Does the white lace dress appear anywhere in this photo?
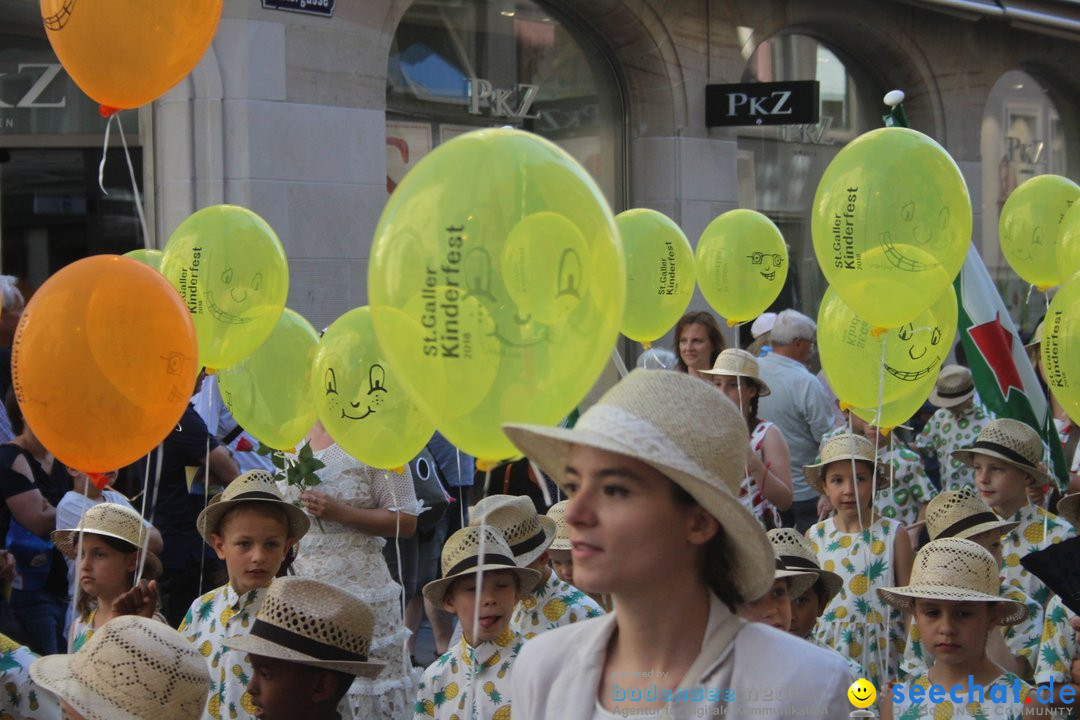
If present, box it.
[281,443,421,720]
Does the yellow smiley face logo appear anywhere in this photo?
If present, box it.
[847,678,877,709]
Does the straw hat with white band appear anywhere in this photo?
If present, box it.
[924,486,1019,541]
[470,494,557,567]
[699,348,771,396]
[503,369,776,602]
[951,418,1053,487]
[876,538,1027,625]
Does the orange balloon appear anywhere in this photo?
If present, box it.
[12,256,198,472]
[40,0,223,110]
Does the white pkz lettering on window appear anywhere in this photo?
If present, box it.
[0,63,67,109]
[468,78,540,120]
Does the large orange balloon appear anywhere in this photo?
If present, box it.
[40,0,223,110]
[12,256,198,472]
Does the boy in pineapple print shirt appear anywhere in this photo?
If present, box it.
[916,365,994,491]
[415,525,541,720]
[470,495,603,639]
[952,419,1074,607]
[1033,492,1080,713]
[0,634,59,720]
[180,470,311,720]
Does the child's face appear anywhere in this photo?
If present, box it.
[972,456,1031,515]
[78,535,136,602]
[789,585,824,639]
[548,549,573,584]
[914,598,998,669]
[212,507,295,596]
[443,570,520,645]
[247,654,328,720]
[968,529,1004,568]
[709,375,757,418]
[739,578,791,631]
[823,460,875,516]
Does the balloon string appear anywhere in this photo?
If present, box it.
[97,113,114,198]
[1025,283,1035,307]
[467,508,489,720]
[198,389,214,598]
[530,459,553,507]
[68,483,91,653]
[610,346,629,379]
[455,447,465,529]
[115,113,151,249]
[386,472,411,682]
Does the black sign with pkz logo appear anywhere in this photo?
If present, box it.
[261,0,333,16]
[705,81,819,127]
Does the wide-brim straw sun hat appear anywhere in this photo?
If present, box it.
[951,418,1053,487]
[803,433,888,494]
[423,525,542,605]
[503,368,777,602]
[224,576,385,677]
[876,538,1027,625]
[699,348,771,396]
[30,615,210,720]
[767,528,843,605]
[925,486,1019,541]
[470,494,557,566]
[196,469,311,544]
[1056,493,1080,528]
[929,364,975,408]
[546,499,571,552]
[52,502,162,579]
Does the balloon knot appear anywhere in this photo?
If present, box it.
[1036,285,1051,293]
[839,401,853,412]
[204,367,216,376]
[879,426,894,437]
[870,327,887,339]
[389,465,406,474]
[86,472,112,490]
[99,105,120,118]
[641,340,652,350]
[476,459,499,472]
[727,319,738,328]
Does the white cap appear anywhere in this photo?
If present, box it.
[750,312,777,339]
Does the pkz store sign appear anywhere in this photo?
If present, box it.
[468,78,540,120]
[705,81,819,127]
[261,0,333,16]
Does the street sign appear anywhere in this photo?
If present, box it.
[705,80,819,127]
[261,0,333,17]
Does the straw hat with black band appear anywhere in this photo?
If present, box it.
[924,486,1019,541]
[951,418,1053,488]
[196,469,311,544]
[929,364,975,409]
[767,528,843,606]
[470,494,557,567]
[423,525,542,605]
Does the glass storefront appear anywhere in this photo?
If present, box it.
[386,0,624,206]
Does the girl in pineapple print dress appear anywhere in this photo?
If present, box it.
[806,434,914,691]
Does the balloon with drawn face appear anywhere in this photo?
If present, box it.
[368,128,624,463]
[818,285,957,410]
[161,205,289,370]
[812,127,971,329]
[1000,174,1080,290]
[695,209,788,325]
[312,307,435,469]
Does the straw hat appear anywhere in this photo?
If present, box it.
[30,615,210,720]
[803,433,887,494]
[751,313,777,340]
[52,503,162,579]
[196,469,311,544]
[1056,493,1080,528]
[767,528,842,605]
[503,369,777,601]
[699,348,771,396]
[876,538,1027,624]
[224,577,384,677]
[546,499,571,552]
[925,486,1019,541]
[423,525,542,604]
[929,364,975,408]
[470,494,557,566]
[951,418,1053,487]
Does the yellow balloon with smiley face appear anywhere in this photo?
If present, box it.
[1000,174,1080,291]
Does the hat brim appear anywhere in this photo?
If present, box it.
[548,538,571,552]
[1057,494,1080,529]
[813,569,845,606]
[937,519,1020,542]
[803,457,889,495]
[929,388,974,408]
[775,569,818,601]
[31,654,143,720]
[875,585,1027,625]
[52,528,163,580]
[196,495,311,545]
[223,634,385,678]
[697,369,770,397]
[951,448,1053,487]
[423,564,542,606]
[501,423,777,602]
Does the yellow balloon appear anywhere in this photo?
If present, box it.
[695,209,787,324]
[615,209,695,343]
[1000,174,1080,290]
[369,128,624,463]
[161,205,289,370]
[217,309,319,451]
[123,248,162,271]
[312,307,436,469]
[1058,201,1080,282]
[40,0,222,110]
[812,127,971,329]
[1042,274,1080,424]
[851,381,936,431]
[819,286,957,410]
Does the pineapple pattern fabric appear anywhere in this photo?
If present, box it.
[998,504,1073,607]
[0,634,59,720]
[809,516,905,690]
[179,584,265,720]
[1033,594,1076,686]
[899,585,1043,681]
[915,402,993,491]
[893,672,1030,720]
[510,573,603,640]
[414,625,524,720]
[69,606,97,653]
